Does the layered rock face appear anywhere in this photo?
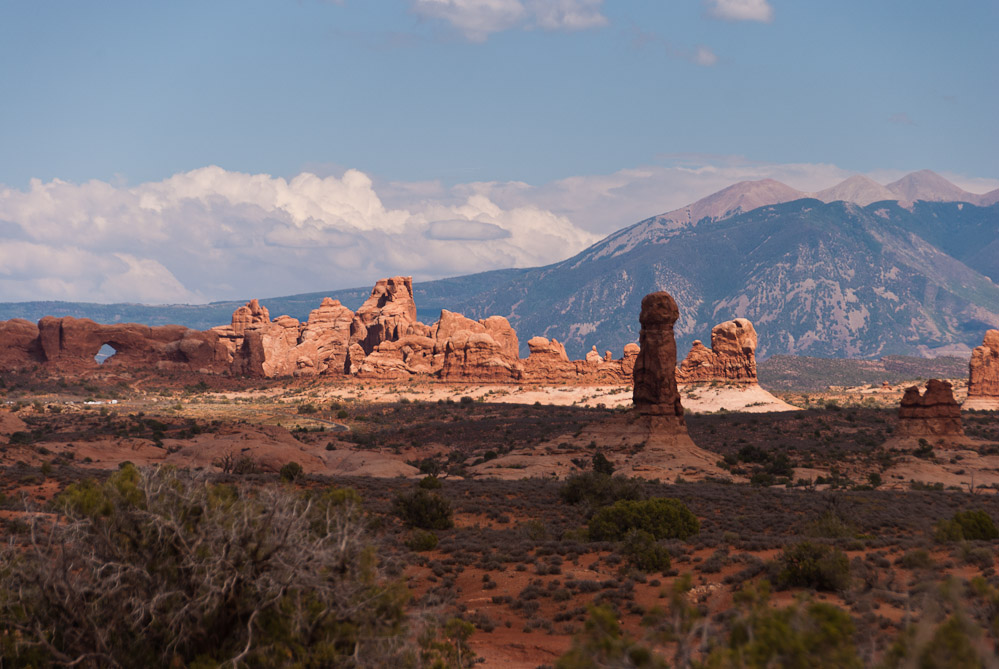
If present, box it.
[350,277,426,354]
[897,379,963,438]
[633,292,684,419]
[0,316,231,373]
[677,318,758,383]
[966,330,999,410]
[522,337,634,383]
[0,275,642,383]
[356,309,523,380]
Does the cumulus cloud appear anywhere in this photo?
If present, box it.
[411,0,606,41]
[0,167,599,304]
[4,159,995,306]
[704,0,774,23]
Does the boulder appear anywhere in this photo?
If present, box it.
[677,318,758,383]
[897,379,963,437]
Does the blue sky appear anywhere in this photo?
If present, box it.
[0,0,997,303]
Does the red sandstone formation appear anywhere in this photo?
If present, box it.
[0,275,641,383]
[0,319,41,367]
[966,330,999,410]
[897,379,963,438]
[0,316,231,374]
[633,292,684,419]
[350,277,426,354]
[677,318,758,384]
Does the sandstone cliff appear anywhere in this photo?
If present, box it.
[677,318,758,384]
[897,379,963,438]
[966,329,999,410]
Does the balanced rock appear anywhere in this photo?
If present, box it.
[677,318,758,383]
[966,330,999,410]
[897,379,963,438]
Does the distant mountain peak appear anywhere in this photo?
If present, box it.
[886,170,970,203]
[814,175,897,206]
[650,178,806,230]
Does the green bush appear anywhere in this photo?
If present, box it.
[934,509,999,542]
[405,529,439,552]
[588,498,699,542]
[591,452,615,476]
[418,475,443,490]
[393,488,454,530]
[279,461,303,482]
[621,529,671,573]
[776,541,851,592]
[559,471,643,509]
[952,509,999,541]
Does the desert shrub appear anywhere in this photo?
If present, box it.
[621,529,671,573]
[896,548,935,570]
[419,617,477,668]
[776,541,851,592]
[406,529,439,552]
[8,431,32,445]
[934,509,999,542]
[296,403,318,414]
[559,472,644,509]
[589,498,699,542]
[279,461,303,482]
[0,465,411,667]
[394,488,454,530]
[805,510,855,539]
[883,615,985,669]
[952,509,999,540]
[418,475,443,490]
[592,452,615,476]
[556,605,667,668]
[705,595,862,668]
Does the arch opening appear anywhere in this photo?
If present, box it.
[95,344,117,365]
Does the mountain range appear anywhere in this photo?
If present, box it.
[1,170,997,361]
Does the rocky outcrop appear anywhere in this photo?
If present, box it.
[897,379,963,438]
[966,330,999,410]
[676,318,758,384]
[0,319,41,367]
[0,316,232,373]
[577,290,703,478]
[633,292,684,418]
[0,278,700,387]
[350,277,426,354]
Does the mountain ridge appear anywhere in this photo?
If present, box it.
[1,171,996,361]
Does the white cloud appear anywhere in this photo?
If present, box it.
[693,45,718,66]
[3,159,996,305]
[705,0,774,23]
[525,0,607,31]
[0,167,599,304]
[411,0,606,41]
